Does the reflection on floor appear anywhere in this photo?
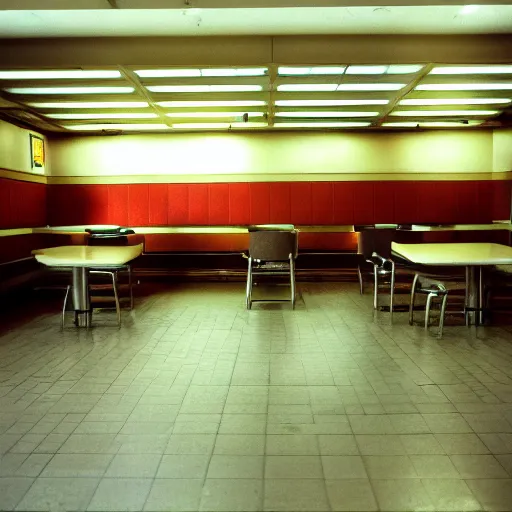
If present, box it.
[1,282,512,512]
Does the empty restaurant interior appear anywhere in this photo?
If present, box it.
[1,1,512,511]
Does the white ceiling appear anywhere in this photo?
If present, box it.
[1,5,512,37]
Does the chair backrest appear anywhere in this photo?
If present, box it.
[249,230,298,261]
[357,228,396,259]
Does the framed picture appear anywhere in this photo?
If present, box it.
[30,134,45,169]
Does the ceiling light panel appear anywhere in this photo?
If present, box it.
[274,122,371,128]
[346,66,388,75]
[172,122,267,129]
[165,112,264,118]
[157,100,266,107]
[29,102,150,108]
[383,121,484,128]
[430,66,512,75]
[278,66,346,76]
[63,124,170,131]
[46,113,159,119]
[136,68,267,78]
[399,98,511,105]
[390,110,499,116]
[275,111,379,117]
[416,83,512,91]
[0,70,122,80]
[147,85,262,93]
[6,87,134,94]
[276,99,389,106]
[277,84,404,92]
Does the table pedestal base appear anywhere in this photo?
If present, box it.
[466,265,485,326]
[72,267,91,328]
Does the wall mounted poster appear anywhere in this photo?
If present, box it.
[30,134,45,169]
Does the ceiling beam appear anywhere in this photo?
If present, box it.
[1,0,511,8]
[1,35,511,68]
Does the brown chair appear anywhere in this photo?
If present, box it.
[246,228,298,309]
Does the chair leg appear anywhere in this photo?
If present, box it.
[438,292,448,338]
[425,293,434,330]
[290,256,296,309]
[128,265,133,310]
[246,257,253,310]
[111,272,121,327]
[390,264,395,319]
[373,265,379,310]
[357,265,364,295]
[62,285,71,330]
[409,274,419,326]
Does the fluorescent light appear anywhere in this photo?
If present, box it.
[277,84,338,92]
[391,110,499,116]
[274,122,371,128]
[399,98,511,105]
[383,121,484,127]
[460,5,480,15]
[136,68,267,78]
[46,113,158,119]
[346,66,387,75]
[165,112,263,118]
[147,85,262,92]
[28,101,149,108]
[63,124,170,131]
[275,111,379,117]
[417,84,512,91]
[136,69,201,78]
[278,67,345,75]
[430,66,512,75]
[6,87,134,94]
[387,65,424,74]
[201,68,267,77]
[0,70,121,80]
[157,100,266,107]
[337,83,405,91]
[172,122,267,129]
[420,121,484,127]
[275,99,389,106]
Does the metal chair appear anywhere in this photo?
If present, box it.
[357,227,398,313]
[61,270,121,328]
[246,228,298,309]
[409,274,449,337]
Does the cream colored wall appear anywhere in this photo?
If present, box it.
[493,128,512,174]
[48,130,493,180]
[0,119,47,175]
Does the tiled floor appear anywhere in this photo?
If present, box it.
[1,281,512,511]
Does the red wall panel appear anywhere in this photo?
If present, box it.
[168,184,189,224]
[108,185,129,225]
[269,182,291,223]
[333,183,355,225]
[229,183,251,225]
[209,183,230,224]
[149,184,168,225]
[249,183,270,224]
[311,182,333,225]
[0,178,46,229]
[188,184,209,224]
[352,182,375,225]
[374,182,395,224]
[42,179,509,229]
[290,182,312,225]
[128,184,150,227]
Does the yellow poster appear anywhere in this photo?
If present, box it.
[31,134,45,169]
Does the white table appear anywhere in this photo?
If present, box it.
[34,244,143,327]
[392,242,512,325]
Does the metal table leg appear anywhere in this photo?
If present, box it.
[72,267,91,328]
[466,265,482,326]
